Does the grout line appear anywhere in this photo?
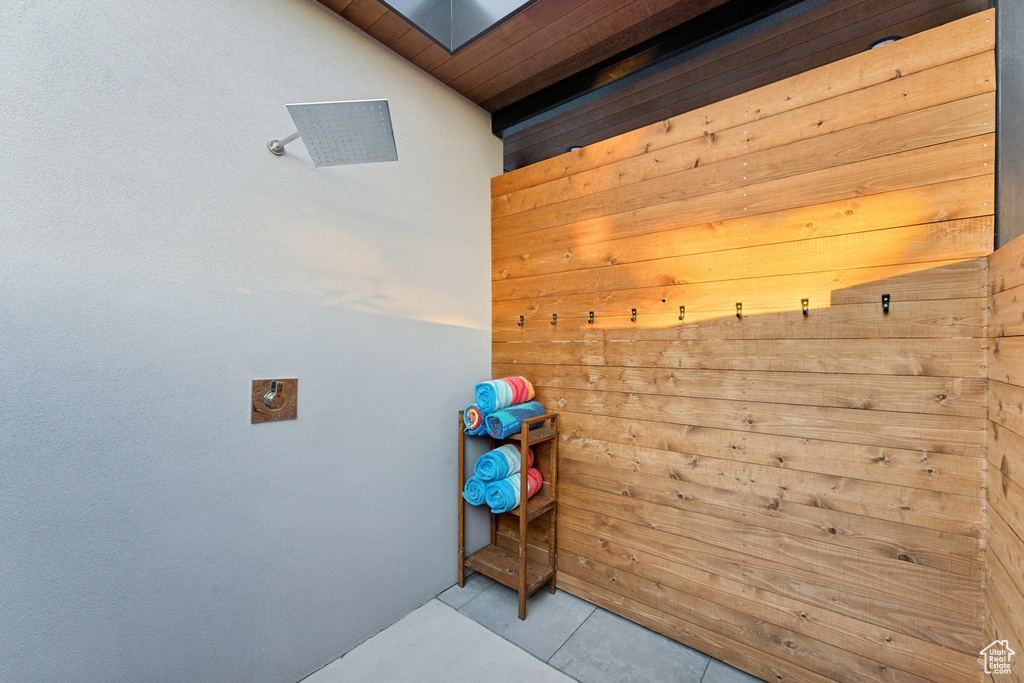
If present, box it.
[698,654,712,682]
[454,580,499,613]
[435,599,579,679]
[544,603,599,666]
[448,587,584,682]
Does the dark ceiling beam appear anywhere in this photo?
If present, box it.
[491,0,808,137]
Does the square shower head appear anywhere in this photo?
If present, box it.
[284,100,398,167]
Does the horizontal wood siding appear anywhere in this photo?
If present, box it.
[984,233,1024,682]
[492,12,995,682]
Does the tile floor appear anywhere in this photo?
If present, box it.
[305,572,762,682]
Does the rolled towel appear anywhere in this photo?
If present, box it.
[474,444,535,482]
[463,404,488,436]
[474,376,536,415]
[462,476,488,506]
[486,400,546,440]
[485,468,543,514]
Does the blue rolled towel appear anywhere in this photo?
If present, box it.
[474,444,534,482]
[462,476,487,506]
[475,379,513,415]
[485,468,543,514]
[485,400,546,440]
[474,377,534,414]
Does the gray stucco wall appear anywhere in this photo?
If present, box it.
[0,1,500,680]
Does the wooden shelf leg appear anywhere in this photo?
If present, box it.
[548,415,558,595]
[458,410,466,588]
[519,420,529,620]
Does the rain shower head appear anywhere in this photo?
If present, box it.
[267,99,398,167]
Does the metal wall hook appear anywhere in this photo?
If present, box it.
[551,313,557,325]
[801,298,809,316]
[679,305,685,321]
[631,308,637,322]
[736,302,743,318]
[518,315,524,327]
[882,294,890,314]
[588,311,594,324]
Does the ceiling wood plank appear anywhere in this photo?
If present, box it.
[319,0,357,14]
[388,20,435,57]
[366,9,413,47]
[338,0,388,27]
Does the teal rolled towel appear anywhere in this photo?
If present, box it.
[485,468,543,514]
[485,400,546,439]
[462,476,487,506]
[473,444,534,482]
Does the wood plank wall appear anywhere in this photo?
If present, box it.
[491,11,996,682]
[985,233,1024,683]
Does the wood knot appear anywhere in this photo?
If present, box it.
[935,393,948,402]
[620,489,631,497]
[897,553,915,563]
[777,457,784,465]
[799,612,807,619]
[826,527,838,535]
[785,641,798,649]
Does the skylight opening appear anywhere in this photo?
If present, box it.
[380,0,536,53]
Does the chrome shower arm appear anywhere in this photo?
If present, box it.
[267,131,301,156]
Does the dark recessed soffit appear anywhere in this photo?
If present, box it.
[491,0,809,137]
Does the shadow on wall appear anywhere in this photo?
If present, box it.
[233,220,487,330]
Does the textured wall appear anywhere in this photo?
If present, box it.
[0,0,500,681]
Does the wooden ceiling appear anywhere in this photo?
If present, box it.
[320,0,733,112]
